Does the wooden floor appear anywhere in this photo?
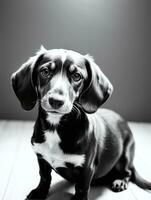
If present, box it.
[0,120,151,200]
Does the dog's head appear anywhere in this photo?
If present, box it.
[12,47,113,115]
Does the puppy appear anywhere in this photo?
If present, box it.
[12,47,151,200]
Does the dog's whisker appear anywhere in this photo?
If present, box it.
[71,104,81,119]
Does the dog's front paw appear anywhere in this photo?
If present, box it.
[26,188,48,200]
[112,179,128,192]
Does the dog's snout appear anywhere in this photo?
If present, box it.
[48,98,64,109]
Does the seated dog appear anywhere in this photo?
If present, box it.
[12,47,151,200]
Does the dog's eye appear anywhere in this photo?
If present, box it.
[40,67,51,78]
[71,72,82,82]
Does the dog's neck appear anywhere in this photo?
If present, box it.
[46,112,62,126]
[37,103,87,131]
[32,103,89,146]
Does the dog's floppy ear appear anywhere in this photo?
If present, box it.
[79,55,113,113]
[11,46,47,110]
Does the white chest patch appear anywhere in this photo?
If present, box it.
[32,130,85,169]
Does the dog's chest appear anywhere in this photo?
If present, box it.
[32,130,85,169]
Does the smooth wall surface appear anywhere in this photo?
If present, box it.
[0,0,151,121]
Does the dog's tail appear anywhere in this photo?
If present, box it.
[131,167,151,191]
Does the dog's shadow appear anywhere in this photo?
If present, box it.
[46,180,108,200]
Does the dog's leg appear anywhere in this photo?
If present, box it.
[27,156,52,199]
[72,167,94,200]
[112,134,135,192]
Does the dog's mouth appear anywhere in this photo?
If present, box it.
[46,109,70,115]
[48,110,62,114]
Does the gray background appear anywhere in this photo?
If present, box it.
[0,0,151,122]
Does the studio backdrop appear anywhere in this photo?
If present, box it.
[0,0,151,122]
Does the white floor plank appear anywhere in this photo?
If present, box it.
[129,122,151,200]
[0,121,26,200]
[2,121,38,200]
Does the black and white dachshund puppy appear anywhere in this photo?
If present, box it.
[12,47,151,200]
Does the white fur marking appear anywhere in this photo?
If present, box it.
[36,45,47,55]
[46,113,62,125]
[61,52,67,66]
[33,130,85,169]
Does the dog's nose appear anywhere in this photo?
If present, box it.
[48,98,64,109]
